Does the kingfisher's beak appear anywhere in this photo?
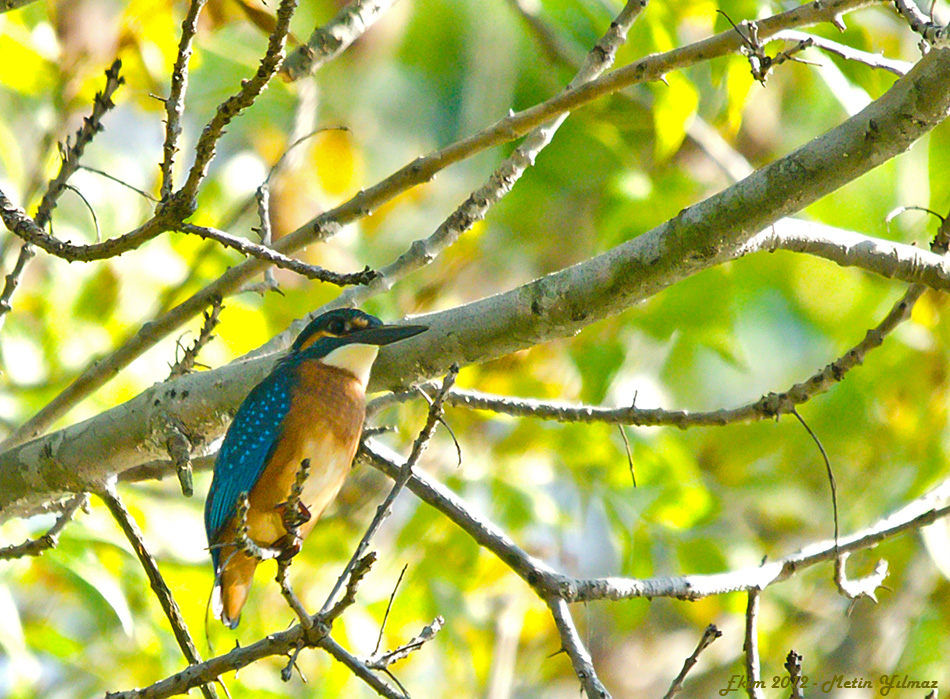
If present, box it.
[350,323,428,347]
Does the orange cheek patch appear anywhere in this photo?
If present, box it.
[297,329,332,353]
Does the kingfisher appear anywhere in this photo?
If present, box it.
[204,308,427,628]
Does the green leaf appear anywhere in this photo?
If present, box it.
[929,119,950,212]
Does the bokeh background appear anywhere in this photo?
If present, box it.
[1,0,949,696]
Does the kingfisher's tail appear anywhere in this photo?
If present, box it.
[211,546,259,629]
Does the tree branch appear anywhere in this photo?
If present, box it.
[548,597,610,698]
[774,29,913,75]
[99,482,217,699]
[280,0,400,81]
[893,0,950,47]
[176,222,377,286]
[4,15,950,520]
[320,366,457,615]
[159,0,208,200]
[743,589,765,699]
[316,0,646,326]
[0,192,166,262]
[162,0,299,217]
[0,493,85,560]
[362,440,950,605]
[0,0,897,452]
[663,624,722,699]
[742,218,950,288]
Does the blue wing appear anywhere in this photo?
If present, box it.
[204,365,295,571]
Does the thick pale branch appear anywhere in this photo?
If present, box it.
[3,0,896,449]
[742,218,950,285]
[307,0,646,333]
[3,33,949,522]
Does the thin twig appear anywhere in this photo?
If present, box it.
[662,624,722,699]
[274,458,314,628]
[164,421,195,497]
[365,616,444,670]
[160,0,209,200]
[276,559,313,630]
[254,180,278,293]
[324,552,377,621]
[0,493,86,560]
[0,191,166,262]
[790,408,839,544]
[0,60,123,332]
[784,650,804,699]
[168,295,224,379]
[281,0,400,81]
[61,183,101,241]
[721,12,817,84]
[319,635,409,699]
[774,29,912,75]
[547,597,610,698]
[320,366,459,616]
[0,242,35,332]
[373,563,408,655]
[618,424,636,487]
[893,0,950,47]
[99,481,218,699]
[35,59,125,229]
[743,589,765,699]
[1,0,923,451]
[79,165,159,202]
[165,0,299,217]
[177,222,377,286]
[232,492,282,562]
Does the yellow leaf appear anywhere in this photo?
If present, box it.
[0,22,57,97]
[651,72,698,162]
[313,128,362,197]
[724,56,755,136]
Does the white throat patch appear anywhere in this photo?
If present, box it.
[322,342,380,385]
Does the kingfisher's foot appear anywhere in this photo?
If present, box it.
[278,499,312,530]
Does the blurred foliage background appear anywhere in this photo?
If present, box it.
[2,0,950,697]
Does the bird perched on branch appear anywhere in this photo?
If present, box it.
[204,309,427,628]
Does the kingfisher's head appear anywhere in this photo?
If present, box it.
[290,309,427,384]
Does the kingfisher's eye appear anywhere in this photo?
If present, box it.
[327,318,346,335]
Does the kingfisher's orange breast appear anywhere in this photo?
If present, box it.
[246,360,367,545]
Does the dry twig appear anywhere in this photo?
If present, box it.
[662,624,722,699]
[99,481,217,699]
[0,493,86,560]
